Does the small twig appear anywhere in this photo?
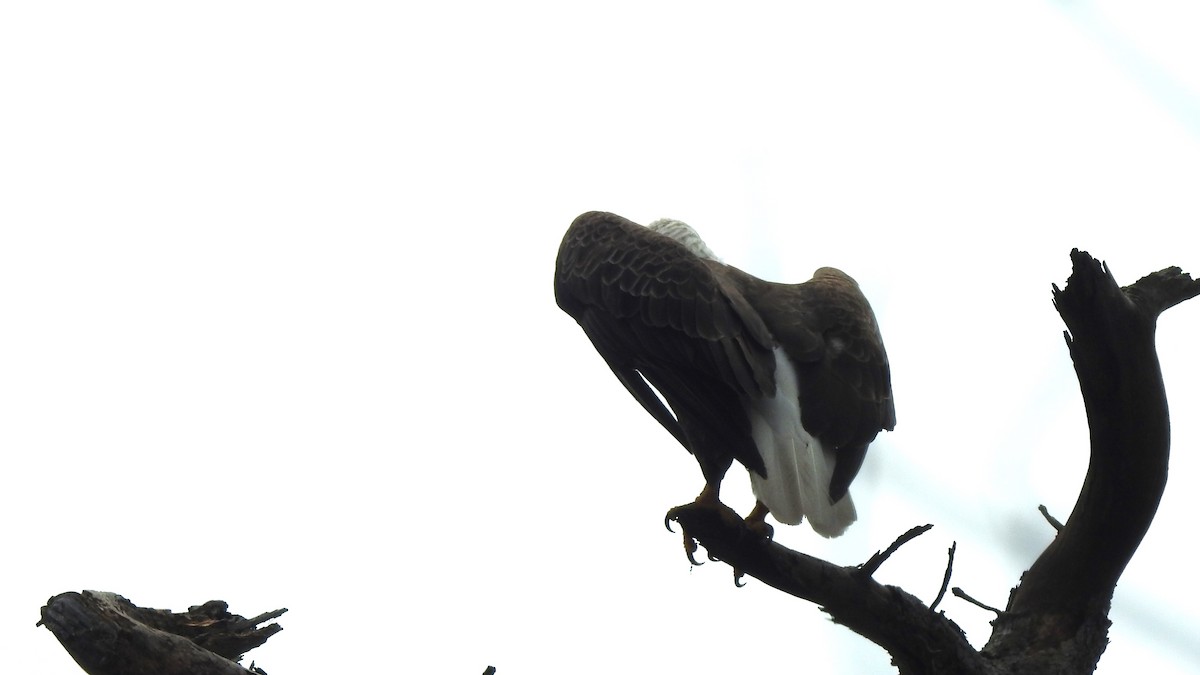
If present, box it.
[1038,504,1063,532]
[952,587,1003,615]
[930,542,957,612]
[858,524,933,577]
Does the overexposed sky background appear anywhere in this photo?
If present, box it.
[3,2,1199,674]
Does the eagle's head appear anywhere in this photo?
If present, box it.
[646,218,722,262]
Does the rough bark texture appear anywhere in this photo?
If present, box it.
[670,505,986,674]
[670,250,1198,675]
[39,591,285,675]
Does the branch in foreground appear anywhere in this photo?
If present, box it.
[668,504,984,675]
[39,591,285,675]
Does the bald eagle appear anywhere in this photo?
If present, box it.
[555,211,894,544]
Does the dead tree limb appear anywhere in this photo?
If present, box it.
[670,504,986,674]
[38,591,285,675]
[984,250,1200,671]
[670,250,1198,675]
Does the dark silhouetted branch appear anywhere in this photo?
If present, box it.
[1038,504,1064,532]
[983,252,1199,672]
[929,542,956,613]
[669,503,984,675]
[39,591,284,675]
[859,524,933,577]
[951,587,1003,615]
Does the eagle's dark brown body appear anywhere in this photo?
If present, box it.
[555,211,894,536]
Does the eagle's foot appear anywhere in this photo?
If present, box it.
[664,503,707,565]
[745,520,774,540]
[665,498,744,566]
[744,500,775,541]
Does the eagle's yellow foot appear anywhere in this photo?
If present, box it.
[658,523,704,564]
[664,502,713,565]
[664,484,742,565]
[744,500,775,541]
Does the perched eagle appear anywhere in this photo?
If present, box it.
[555,211,895,542]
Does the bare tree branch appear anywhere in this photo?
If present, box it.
[984,252,1199,671]
[929,542,956,613]
[668,503,985,675]
[39,591,284,675]
[859,524,934,577]
[951,587,1003,615]
[1038,505,1064,532]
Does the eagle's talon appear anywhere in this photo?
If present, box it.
[744,501,775,541]
[683,536,703,566]
[666,505,704,564]
[734,570,747,587]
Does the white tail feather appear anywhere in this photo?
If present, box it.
[747,348,857,537]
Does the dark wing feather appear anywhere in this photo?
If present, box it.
[741,267,895,500]
[555,211,777,477]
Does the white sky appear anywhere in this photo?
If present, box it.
[3,2,1199,674]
